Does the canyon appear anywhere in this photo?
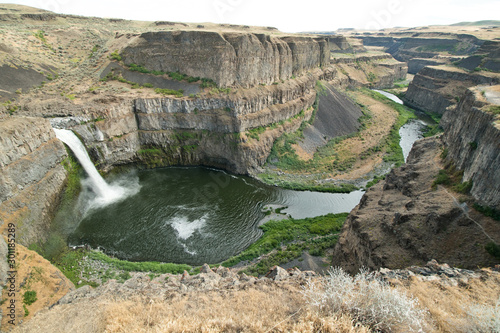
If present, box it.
[0,4,500,331]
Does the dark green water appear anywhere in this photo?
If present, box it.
[68,167,364,265]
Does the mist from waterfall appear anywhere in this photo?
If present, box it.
[53,128,140,211]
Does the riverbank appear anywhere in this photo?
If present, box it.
[257,88,420,191]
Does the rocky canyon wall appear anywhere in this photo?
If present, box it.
[120,31,329,88]
[404,66,499,114]
[0,117,68,245]
[333,137,500,274]
[441,87,500,210]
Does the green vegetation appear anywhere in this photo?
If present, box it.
[223,213,348,275]
[365,175,385,189]
[485,242,500,258]
[154,87,184,98]
[423,124,443,137]
[392,79,410,89]
[138,148,163,155]
[421,111,443,137]
[364,90,416,167]
[109,50,122,61]
[3,101,19,115]
[367,72,377,83]
[258,173,358,193]
[33,29,54,52]
[474,204,500,221]
[487,105,500,116]
[259,88,415,192]
[432,161,473,194]
[60,152,83,204]
[89,44,100,58]
[88,251,191,274]
[22,291,37,306]
[101,71,184,97]
[29,243,192,287]
[127,63,220,90]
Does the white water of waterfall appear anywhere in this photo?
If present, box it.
[53,128,139,209]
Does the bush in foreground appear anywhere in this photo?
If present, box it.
[462,297,500,332]
[303,267,428,332]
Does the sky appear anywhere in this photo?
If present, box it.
[5,0,500,32]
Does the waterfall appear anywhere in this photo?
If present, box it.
[53,128,136,207]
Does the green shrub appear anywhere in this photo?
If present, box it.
[23,291,37,306]
[222,213,347,268]
[485,242,500,258]
[469,141,478,150]
[110,50,122,61]
[154,88,184,98]
[474,204,500,221]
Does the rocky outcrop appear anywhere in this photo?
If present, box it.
[137,104,314,174]
[333,137,500,274]
[377,259,494,288]
[67,97,140,170]
[332,54,407,89]
[404,66,499,114]
[135,73,317,133]
[62,72,319,174]
[407,57,450,74]
[455,41,500,73]
[441,87,500,210]
[0,117,67,245]
[120,31,329,88]
[328,35,352,53]
[358,34,483,62]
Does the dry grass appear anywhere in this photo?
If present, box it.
[12,280,372,333]
[102,286,372,333]
[11,268,500,333]
[400,270,500,332]
[1,243,74,328]
[304,268,429,332]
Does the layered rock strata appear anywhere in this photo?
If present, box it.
[331,54,407,89]
[404,66,499,114]
[358,34,483,62]
[120,31,329,88]
[0,117,67,245]
[441,87,500,210]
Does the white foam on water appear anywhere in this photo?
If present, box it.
[170,214,208,240]
[179,242,197,255]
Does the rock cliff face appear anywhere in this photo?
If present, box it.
[331,54,407,89]
[0,117,67,245]
[65,71,319,174]
[407,58,450,74]
[359,34,483,63]
[333,137,500,274]
[441,87,500,210]
[404,66,499,114]
[120,31,329,88]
